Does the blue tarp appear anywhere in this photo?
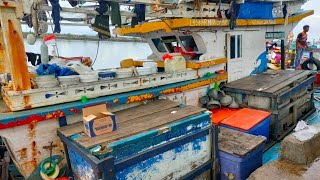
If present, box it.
[238,2,274,20]
[36,63,77,77]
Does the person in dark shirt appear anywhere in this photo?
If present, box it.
[294,25,309,69]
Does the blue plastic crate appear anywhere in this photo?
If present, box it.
[222,117,271,141]
[219,142,265,180]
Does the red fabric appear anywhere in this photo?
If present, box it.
[56,177,69,180]
[173,47,196,57]
[43,35,56,42]
[217,9,222,18]
[162,54,173,60]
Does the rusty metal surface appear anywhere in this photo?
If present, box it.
[0,28,8,74]
[0,6,31,91]
[1,118,65,178]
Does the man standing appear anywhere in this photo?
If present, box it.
[294,25,309,69]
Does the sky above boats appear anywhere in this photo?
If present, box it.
[22,0,319,41]
[293,0,319,42]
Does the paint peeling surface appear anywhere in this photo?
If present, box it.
[126,93,154,104]
[0,110,65,130]
[160,74,227,95]
[62,113,212,180]
[68,148,96,180]
[0,74,226,130]
[116,135,211,180]
[0,119,64,178]
[107,114,210,161]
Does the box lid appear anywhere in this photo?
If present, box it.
[219,127,266,157]
[83,114,97,122]
[83,104,107,117]
[221,108,271,131]
[211,108,240,124]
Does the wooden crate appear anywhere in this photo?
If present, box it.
[223,70,315,140]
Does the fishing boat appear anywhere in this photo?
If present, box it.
[0,0,315,179]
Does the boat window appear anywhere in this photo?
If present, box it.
[179,36,199,52]
[152,38,167,53]
[237,35,242,58]
[230,35,242,59]
[161,36,179,53]
[230,35,236,59]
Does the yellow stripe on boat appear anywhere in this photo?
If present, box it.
[114,10,314,36]
[128,57,227,69]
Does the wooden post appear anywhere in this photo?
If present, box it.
[0,28,8,74]
[0,2,31,91]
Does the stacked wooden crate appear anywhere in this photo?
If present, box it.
[223,70,315,141]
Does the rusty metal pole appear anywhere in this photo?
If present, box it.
[0,1,31,91]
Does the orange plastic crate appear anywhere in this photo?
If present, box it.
[221,108,271,131]
[211,107,240,125]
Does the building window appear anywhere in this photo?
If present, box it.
[230,35,236,59]
[230,35,242,59]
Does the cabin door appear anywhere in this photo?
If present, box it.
[226,32,243,82]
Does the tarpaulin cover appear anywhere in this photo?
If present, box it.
[36,63,78,77]
[238,2,274,20]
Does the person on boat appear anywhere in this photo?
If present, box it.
[294,25,309,69]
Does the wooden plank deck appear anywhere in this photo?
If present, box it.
[224,70,312,95]
[58,100,207,149]
[219,127,265,157]
[115,99,180,124]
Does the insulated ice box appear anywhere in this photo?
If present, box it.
[220,108,271,141]
[58,100,218,179]
[218,127,266,180]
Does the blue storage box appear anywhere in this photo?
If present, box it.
[219,128,266,180]
[220,108,271,141]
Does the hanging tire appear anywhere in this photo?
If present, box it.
[301,58,320,70]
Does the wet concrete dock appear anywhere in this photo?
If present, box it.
[248,158,320,180]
